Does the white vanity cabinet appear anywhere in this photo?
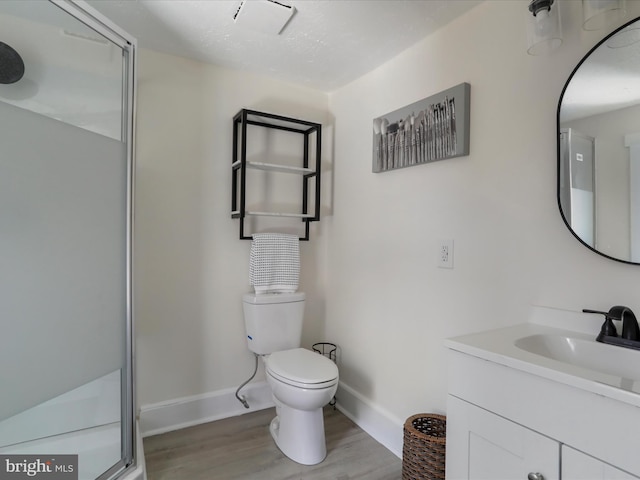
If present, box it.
[562,447,639,480]
[446,324,640,480]
[448,393,640,480]
[447,395,559,480]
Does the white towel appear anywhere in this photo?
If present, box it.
[249,233,300,294]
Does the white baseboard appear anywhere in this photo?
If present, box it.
[139,381,274,437]
[139,380,403,461]
[335,382,403,458]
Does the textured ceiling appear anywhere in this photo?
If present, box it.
[86,0,482,92]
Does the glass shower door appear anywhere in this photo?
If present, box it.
[0,1,135,479]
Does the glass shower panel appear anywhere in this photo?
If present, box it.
[0,2,131,479]
[0,99,126,418]
[0,1,123,140]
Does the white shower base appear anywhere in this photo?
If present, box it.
[0,371,145,480]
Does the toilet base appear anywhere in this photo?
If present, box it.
[269,405,327,465]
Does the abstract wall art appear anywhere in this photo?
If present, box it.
[372,82,470,173]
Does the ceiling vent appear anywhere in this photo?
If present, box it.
[233,0,296,35]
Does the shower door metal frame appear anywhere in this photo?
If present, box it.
[48,1,138,479]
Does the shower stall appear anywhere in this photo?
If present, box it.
[0,1,140,479]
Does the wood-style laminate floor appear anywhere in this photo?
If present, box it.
[143,407,402,480]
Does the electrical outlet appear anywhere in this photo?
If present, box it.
[438,239,454,269]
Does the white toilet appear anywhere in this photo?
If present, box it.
[242,292,339,465]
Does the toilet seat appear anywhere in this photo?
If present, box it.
[266,348,338,389]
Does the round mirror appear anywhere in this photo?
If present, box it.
[558,16,640,265]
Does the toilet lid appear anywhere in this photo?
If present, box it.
[267,348,338,386]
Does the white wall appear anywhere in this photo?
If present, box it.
[325,0,640,448]
[134,0,640,451]
[134,50,331,408]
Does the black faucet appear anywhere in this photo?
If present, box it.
[583,306,640,348]
[609,306,640,341]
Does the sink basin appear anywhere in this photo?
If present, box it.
[515,333,640,382]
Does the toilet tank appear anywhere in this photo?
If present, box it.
[242,292,305,355]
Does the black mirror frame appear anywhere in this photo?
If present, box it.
[557,15,640,266]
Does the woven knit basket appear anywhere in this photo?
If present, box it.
[402,414,446,480]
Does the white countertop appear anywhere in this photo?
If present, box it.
[446,322,640,409]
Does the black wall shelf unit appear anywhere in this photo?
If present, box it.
[232,109,322,241]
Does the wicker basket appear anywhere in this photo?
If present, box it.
[402,414,446,480]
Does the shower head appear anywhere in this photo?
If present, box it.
[0,41,25,84]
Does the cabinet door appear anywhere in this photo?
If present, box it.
[447,395,559,480]
[562,445,640,480]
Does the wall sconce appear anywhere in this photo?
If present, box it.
[526,0,563,55]
[582,0,626,31]
[526,0,628,55]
